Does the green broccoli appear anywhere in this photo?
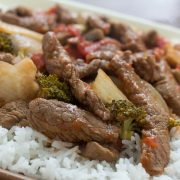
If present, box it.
[107,100,147,140]
[37,74,73,103]
[0,32,14,53]
[168,117,180,129]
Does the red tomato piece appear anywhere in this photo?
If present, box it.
[31,53,45,71]
[142,136,158,149]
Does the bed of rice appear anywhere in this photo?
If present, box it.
[0,126,179,180]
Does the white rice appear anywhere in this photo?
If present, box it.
[0,126,179,180]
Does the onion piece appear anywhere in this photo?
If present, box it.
[91,69,128,103]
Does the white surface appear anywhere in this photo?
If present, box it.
[0,0,180,43]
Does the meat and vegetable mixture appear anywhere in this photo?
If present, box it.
[0,4,180,176]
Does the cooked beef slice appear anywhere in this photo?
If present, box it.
[172,68,180,84]
[29,98,119,144]
[0,100,29,129]
[87,16,111,35]
[7,6,33,17]
[0,52,14,64]
[74,59,110,79]
[0,9,56,33]
[84,28,104,41]
[133,52,180,116]
[110,54,170,175]
[42,32,112,121]
[110,23,145,52]
[55,4,77,24]
[81,141,119,162]
[86,50,116,62]
[143,30,159,48]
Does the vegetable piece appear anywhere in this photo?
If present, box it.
[142,137,158,149]
[0,21,42,41]
[120,119,134,140]
[37,74,73,103]
[107,100,147,140]
[10,34,42,55]
[165,44,180,68]
[91,69,128,103]
[0,58,39,107]
[31,53,45,71]
[0,32,14,53]
[168,117,180,129]
[107,100,147,124]
[77,38,120,58]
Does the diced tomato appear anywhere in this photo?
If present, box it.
[31,53,45,71]
[176,65,180,70]
[45,6,58,15]
[77,41,101,57]
[67,25,80,36]
[142,136,158,149]
[77,38,120,58]
[53,24,80,36]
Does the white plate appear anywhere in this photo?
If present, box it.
[0,0,180,43]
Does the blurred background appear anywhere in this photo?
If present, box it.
[73,0,180,28]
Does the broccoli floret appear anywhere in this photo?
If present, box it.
[0,32,14,53]
[37,74,73,103]
[168,117,180,129]
[107,100,147,139]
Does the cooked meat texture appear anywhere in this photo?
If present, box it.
[143,30,159,48]
[0,52,14,64]
[172,68,180,84]
[56,4,77,24]
[29,98,119,144]
[42,32,112,121]
[84,28,104,41]
[110,23,145,52]
[110,54,170,175]
[56,31,72,45]
[87,16,111,35]
[7,6,33,17]
[133,52,180,116]
[86,50,115,62]
[74,59,110,79]
[0,9,56,33]
[0,100,29,129]
[81,141,119,162]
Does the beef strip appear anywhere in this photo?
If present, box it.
[0,52,14,64]
[133,52,180,116]
[7,6,33,17]
[74,59,110,79]
[172,68,180,84]
[0,9,56,33]
[87,16,111,35]
[110,23,145,52]
[81,141,119,162]
[143,30,159,48]
[84,28,105,41]
[55,4,77,24]
[29,98,119,145]
[42,32,112,121]
[86,50,115,62]
[110,53,170,175]
[0,100,29,129]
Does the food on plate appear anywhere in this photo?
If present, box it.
[91,69,128,103]
[0,58,39,106]
[0,3,179,179]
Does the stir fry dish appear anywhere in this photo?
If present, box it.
[0,4,180,176]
